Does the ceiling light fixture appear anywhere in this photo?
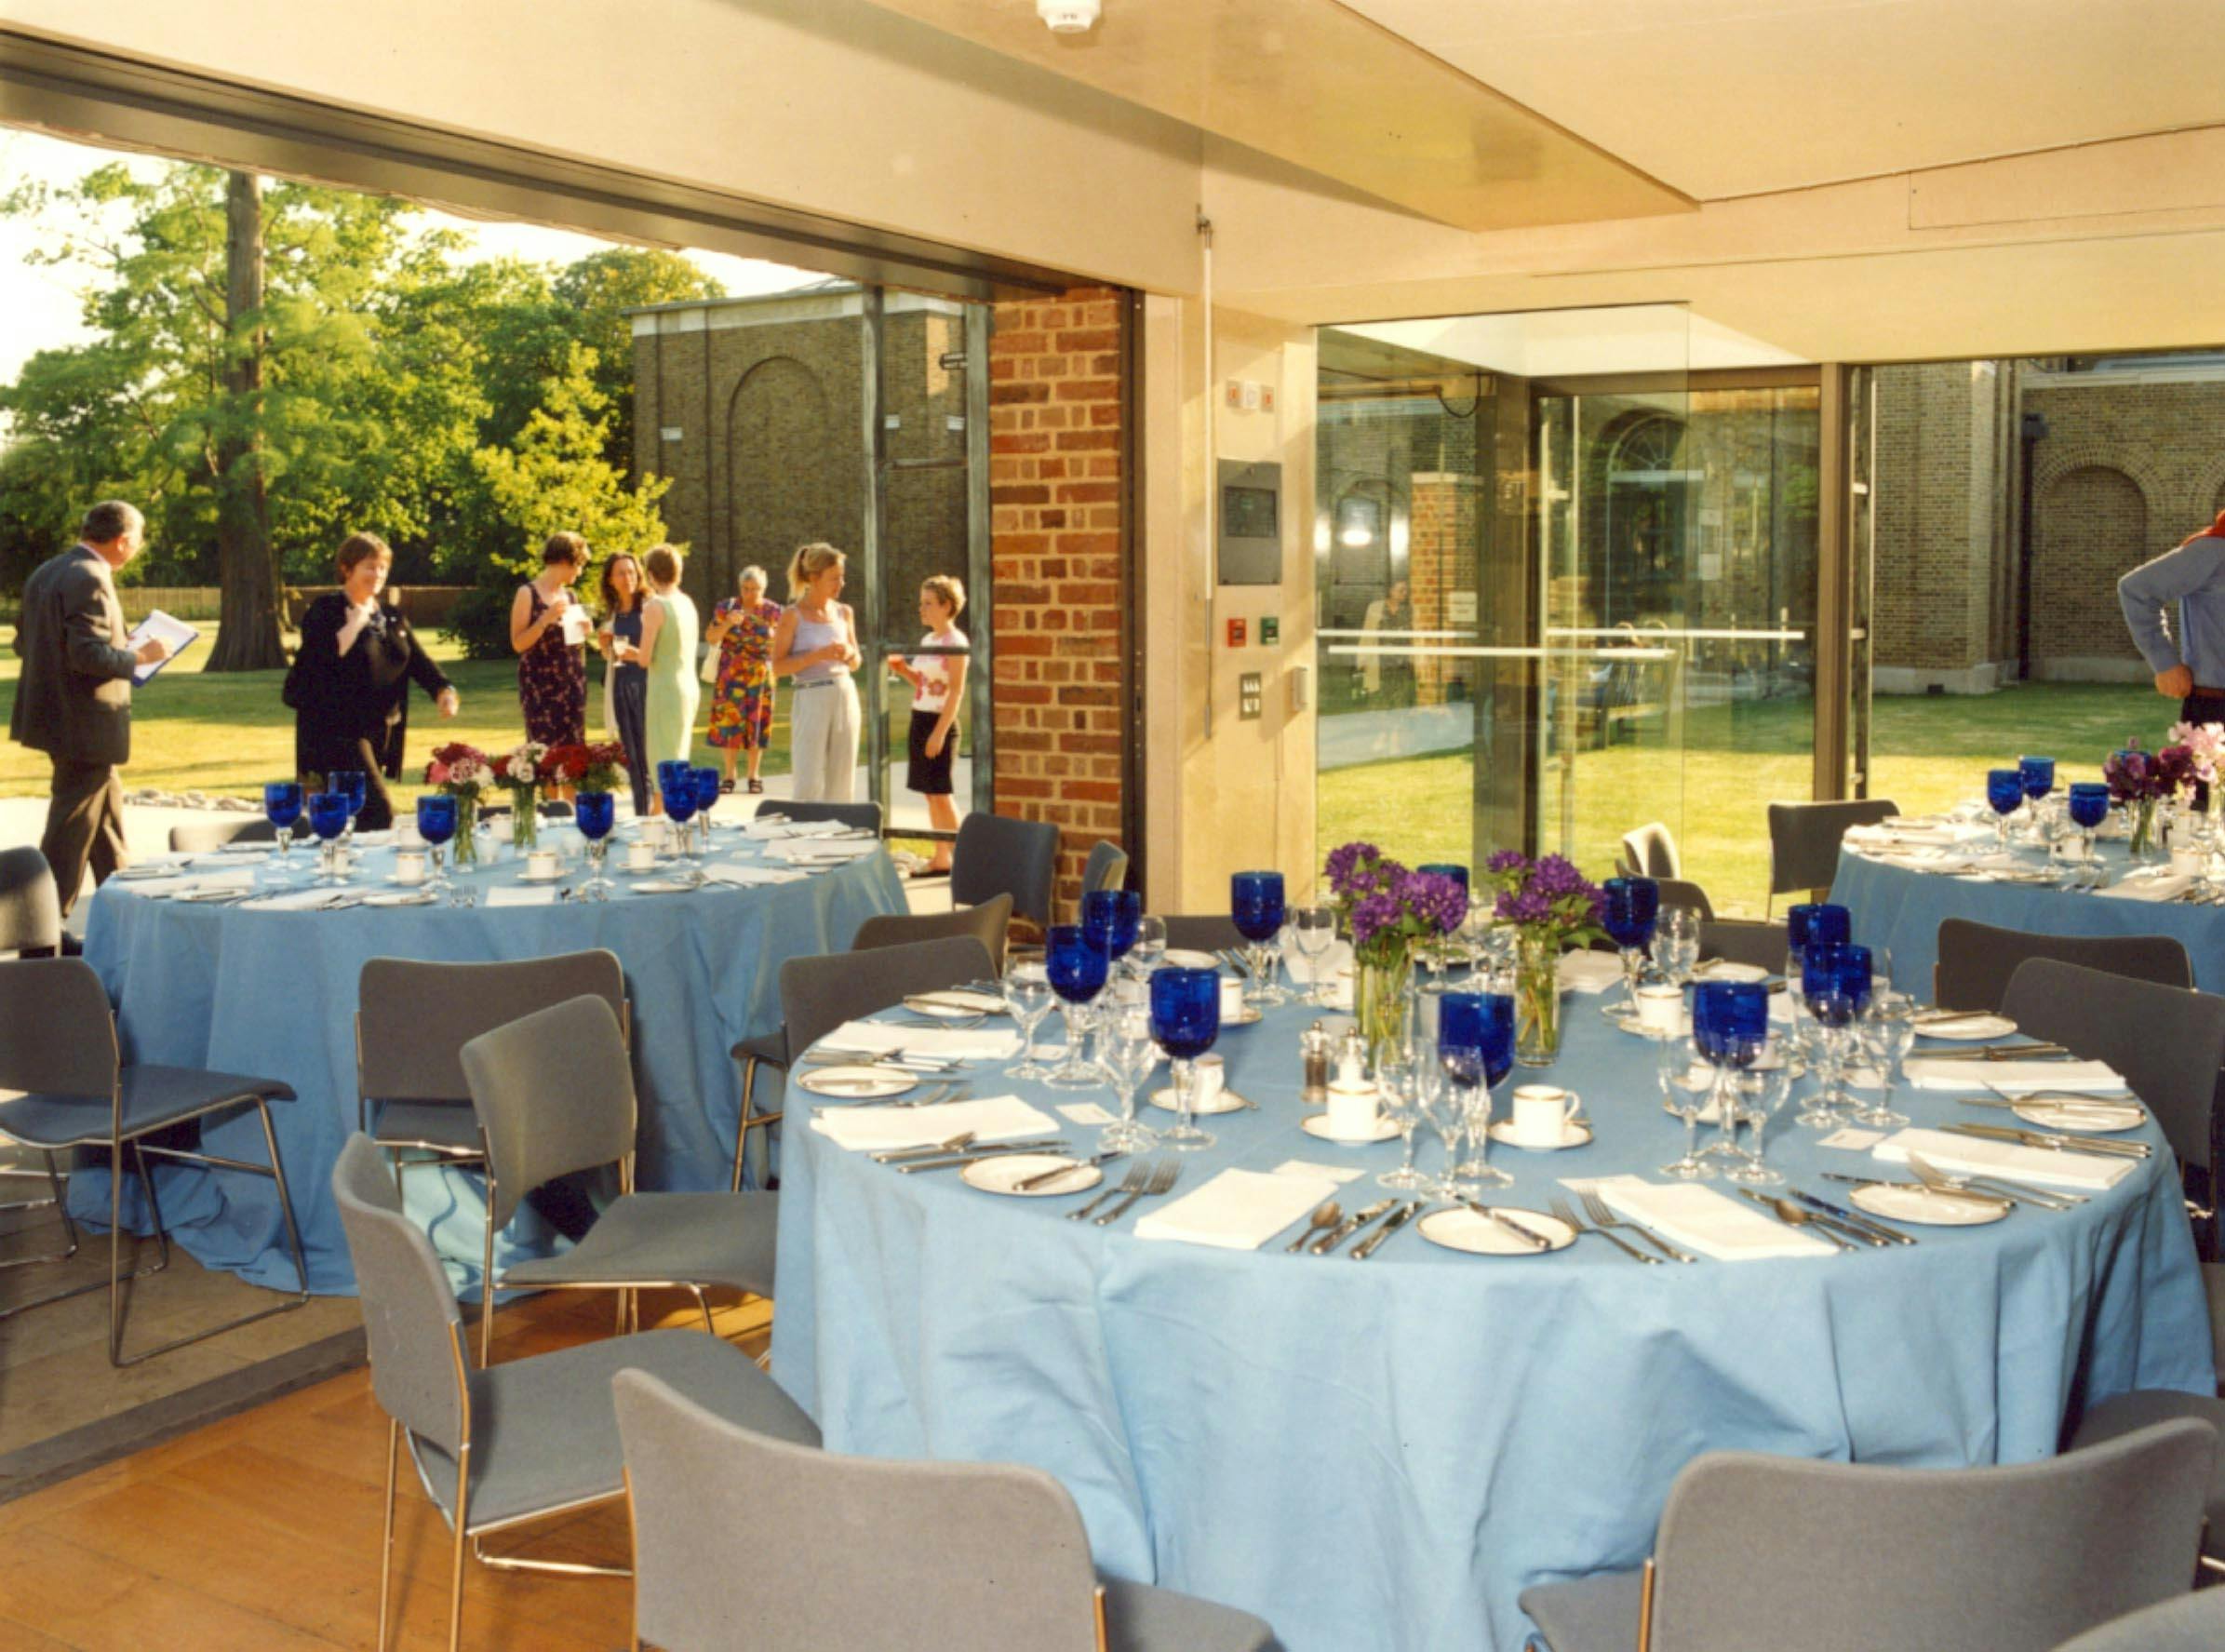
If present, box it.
[1038,0,1101,34]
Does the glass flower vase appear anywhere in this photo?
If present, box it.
[511,789,539,853]
[450,795,480,867]
[1514,931,1563,1068]
[1353,947,1413,1069]
[2127,798,2160,861]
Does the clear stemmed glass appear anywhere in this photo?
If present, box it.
[2067,783,2111,887]
[2017,755,2056,843]
[1230,871,1288,1007]
[1601,877,1660,1016]
[263,781,303,880]
[1727,1052,1795,1185]
[690,766,722,863]
[1986,767,2024,851]
[1851,990,1916,1128]
[1044,924,1111,1088]
[1651,905,1700,987]
[307,791,351,884]
[1002,954,1055,1081]
[660,778,701,884]
[1095,1003,1160,1154]
[1657,1032,1719,1180]
[574,790,616,900]
[1421,1054,1476,1198]
[328,769,368,862]
[1127,915,1167,983]
[1293,906,1337,1005]
[1442,990,1514,1190]
[1373,1045,1429,1191]
[1458,894,1495,982]
[1148,966,1221,1151]
[414,794,457,902]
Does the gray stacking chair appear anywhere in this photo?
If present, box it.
[728,931,1002,1192]
[1618,822,1681,879]
[1159,914,1246,955]
[1699,917,1786,974]
[612,1367,1277,1652]
[331,1135,818,1652]
[2054,1590,2225,1652]
[462,996,778,1364]
[1520,1420,2216,1652]
[0,957,307,1365]
[356,951,629,1184]
[950,812,1061,928]
[1765,797,1897,912]
[852,893,1013,974]
[1654,878,1712,920]
[2069,1393,2225,1579]
[0,845,62,956]
[1079,839,1130,906]
[168,815,278,853]
[1935,919,2192,1013]
[754,797,882,833]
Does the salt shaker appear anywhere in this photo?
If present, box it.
[1335,1026,1369,1090]
[1300,1021,1332,1107]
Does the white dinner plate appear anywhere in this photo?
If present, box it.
[1690,960,1768,984]
[112,863,181,881]
[513,868,567,885]
[361,890,438,907]
[1301,1113,1400,1145]
[2009,1098,2147,1134]
[1162,949,1220,970]
[1146,1085,1248,1116]
[630,879,696,894]
[960,1153,1103,1197]
[904,990,1007,1018]
[1848,1183,2008,1226]
[798,1066,918,1099]
[1417,1207,1575,1256]
[1486,1121,1594,1152]
[1913,1014,2017,1041]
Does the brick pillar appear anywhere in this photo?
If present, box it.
[1407,473,1481,705]
[988,287,1128,920]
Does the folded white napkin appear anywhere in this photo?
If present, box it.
[1133,1168,1341,1251]
[1905,1055,2124,1095]
[700,862,806,887]
[817,1020,1024,1061]
[1872,851,1976,874]
[1281,937,1354,986]
[1844,821,1990,848]
[2096,872,2197,903]
[118,874,200,896]
[1557,951,1626,995]
[486,886,558,907]
[1871,1127,2136,1191]
[769,840,878,864]
[809,1095,1055,1152]
[1593,1178,1834,1260]
[745,818,839,840]
[242,887,349,911]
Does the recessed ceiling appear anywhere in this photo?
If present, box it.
[858,0,1691,231]
[1342,0,2225,200]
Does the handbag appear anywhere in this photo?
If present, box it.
[699,638,720,684]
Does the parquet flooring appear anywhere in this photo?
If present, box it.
[0,1290,772,1650]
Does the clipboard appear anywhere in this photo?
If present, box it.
[128,609,201,684]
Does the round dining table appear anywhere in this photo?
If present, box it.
[1830,837,2225,995]
[773,986,2214,1652]
[76,825,905,1294]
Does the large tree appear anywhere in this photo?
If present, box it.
[207,170,283,669]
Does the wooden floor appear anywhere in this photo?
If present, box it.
[0,1289,771,1650]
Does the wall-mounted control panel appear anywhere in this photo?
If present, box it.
[1216,459,1282,586]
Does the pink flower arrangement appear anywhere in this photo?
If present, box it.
[2167,720,2225,784]
[491,742,549,796]
[424,743,492,799]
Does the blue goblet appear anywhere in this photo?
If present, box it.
[1687,981,1767,1175]
[575,790,616,901]
[690,765,721,862]
[1601,877,1660,1016]
[263,781,303,878]
[2067,781,2111,880]
[2018,755,2056,804]
[1082,889,1141,972]
[1045,923,1111,1089]
[415,794,457,895]
[1986,768,2024,849]
[1784,901,1849,998]
[1147,966,1221,1151]
[1439,991,1514,1192]
[328,768,368,848]
[307,791,351,884]
[1798,941,1860,1126]
[660,776,700,882]
[1230,870,1288,1007]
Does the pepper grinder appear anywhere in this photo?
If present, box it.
[1299,1021,1332,1107]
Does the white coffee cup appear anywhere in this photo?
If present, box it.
[1326,1081,1380,1138]
[625,840,658,872]
[1218,976,1246,1019]
[1635,983,1683,1036]
[526,848,560,880]
[393,850,427,887]
[1509,1083,1580,1146]
[2171,845,2206,877]
[1191,1054,1226,1110]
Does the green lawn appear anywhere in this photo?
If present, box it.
[1319,682,2169,916]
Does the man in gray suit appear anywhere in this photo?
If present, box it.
[10,501,171,914]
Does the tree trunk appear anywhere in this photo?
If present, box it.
[205,170,287,672]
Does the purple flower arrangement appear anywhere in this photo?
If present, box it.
[2103,738,2196,803]
[1480,851,1606,949]
[1321,840,1467,965]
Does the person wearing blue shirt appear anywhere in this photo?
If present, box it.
[2118,508,2225,728]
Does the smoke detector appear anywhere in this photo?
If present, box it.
[1038,0,1100,34]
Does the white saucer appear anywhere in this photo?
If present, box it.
[1417,1207,1576,1256]
[1219,1006,1264,1028]
[1690,960,1768,984]
[1848,1182,2007,1226]
[1162,949,1220,970]
[514,868,568,885]
[960,1153,1103,1197]
[798,1065,917,1099]
[1486,1121,1594,1152]
[383,874,436,888]
[1146,1086,1247,1116]
[1914,1014,2017,1041]
[630,879,695,894]
[904,990,1006,1019]
[1301,1113,1400,1145]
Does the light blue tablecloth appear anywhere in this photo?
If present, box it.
[774,992,2214,1652]
[76,829,905,1295]
[1830,844,2225,996]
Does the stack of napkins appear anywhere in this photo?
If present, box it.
[2096,872,2197,903]
[1872,1127,2135,1191]
[1133,1168,1340,1251]
[1590,1177,1834,1260]
[811,1095,1053,1152]
[1557,951,1627,995]
[486,886,558,907]
[701,862,806,887]
[816,1020,1023,1061]
[1904,1055,2124,1095]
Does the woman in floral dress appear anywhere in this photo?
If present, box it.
[704,565,783,793]
[509,531,589,800]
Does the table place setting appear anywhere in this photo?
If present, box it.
[1870,1126,2138,1191]
[1577,1174,1838,1260]
[811,1095,1057,1154]
[1903,1053,2124,1094]
[1132,1166,1343,1251]
[813,1019,1024,1063]
[698,861,809,886]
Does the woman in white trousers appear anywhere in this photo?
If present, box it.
[770,542,863,801]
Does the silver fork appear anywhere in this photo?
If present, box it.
[1549,1195,1659,1264]
[1580,1189,1695,1263]
[1069,1160,1147,1222]
[1093,1159,1178,1226]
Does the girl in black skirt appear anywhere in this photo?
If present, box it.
[890,574,969,874]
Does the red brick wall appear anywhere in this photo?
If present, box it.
[988,287,1128,920]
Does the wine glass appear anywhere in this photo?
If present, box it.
[1601,877,1660,1015]
[1651,905,1700,987]
[307,791,351,883]
[1083,889,1140,971]
[574,790,617,900]
[328,769,368,859]
[1441,990,1514,1191]
[1127,914,1168,982]
[1094,1002,1159,1154]
[1458,893,1495,981]
[1726,1051,1795,1186]
[414,794,457,899]
[1851,988,1916,1129]
[2017,755,2056,841]
[1985,768,2024,850]
[2067,782,2111,885]
[660,774,701,883]
[690,765,721,862]
[1291,906,1337,1005]
[1693,979,1768,1166]
[1416,864,1468,971]
[1043,924,1110,1089]
[1230,871,1287,1007]
[1373,1042,1429,1192]
[1796,941,1870,1126]
[1656,1031,1718,1179]
[1147,965,1221,1151]
[1002,952,1055,1081]
[262,781,303,880]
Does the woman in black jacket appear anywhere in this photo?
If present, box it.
[288,532,460,828]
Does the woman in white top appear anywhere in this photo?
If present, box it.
[636,543,701,812]
[890,574,970,872]
[769,542,864,802]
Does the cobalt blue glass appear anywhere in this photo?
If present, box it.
[2018,755,2056,801]
[1602,876,1660,1015]
[656,759,692,791]
[1230,869,1288,1006]
[574,789,616,899]
[691,765,720,813]
[1695,980,1768,1066]
[1438,989,1514,1190]
[1986,767,2024,846]
[1832,943,1875,1017]
[1148,965,1221,1149]
[263,781,303,873]
[2068,782,2111,829]
[328,768,368,823]
[660,778,697,826]
[1082,888,1140,961]
[1417,863,1469,896]
[1801,942,1856,1028]
[1044,923,1111,1089]
[415,794,456,846]
[307,792,351,883]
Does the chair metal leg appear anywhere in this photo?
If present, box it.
[376,1419,400,1652]
[0,1148,166,1318]
[449,1447,472,1652]
[0,1151,77,1271]
[477,1181,500,1368]
[689,1284,715,1336]
[730,1055,761,1193]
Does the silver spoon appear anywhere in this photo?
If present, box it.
[1284,1201,1342,1254]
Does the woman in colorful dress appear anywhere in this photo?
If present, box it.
[704,565,783,794]
[637,543,701,814]
[509,531,589,800]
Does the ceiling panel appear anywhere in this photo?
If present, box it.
[1344,0,2225,200]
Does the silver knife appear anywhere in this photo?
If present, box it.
[1789,1189,1915,1246]
[1819,1171,2018,1208]
[1462,1201,1551,1252]
[1351,1200,1423,1260]
[1920,1042,2070,1063]
[1943,1121,2147,1159]
[1013,1152,1119,1192]
[893,1139,1068,1174]
[1310,1198,1394,1256]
